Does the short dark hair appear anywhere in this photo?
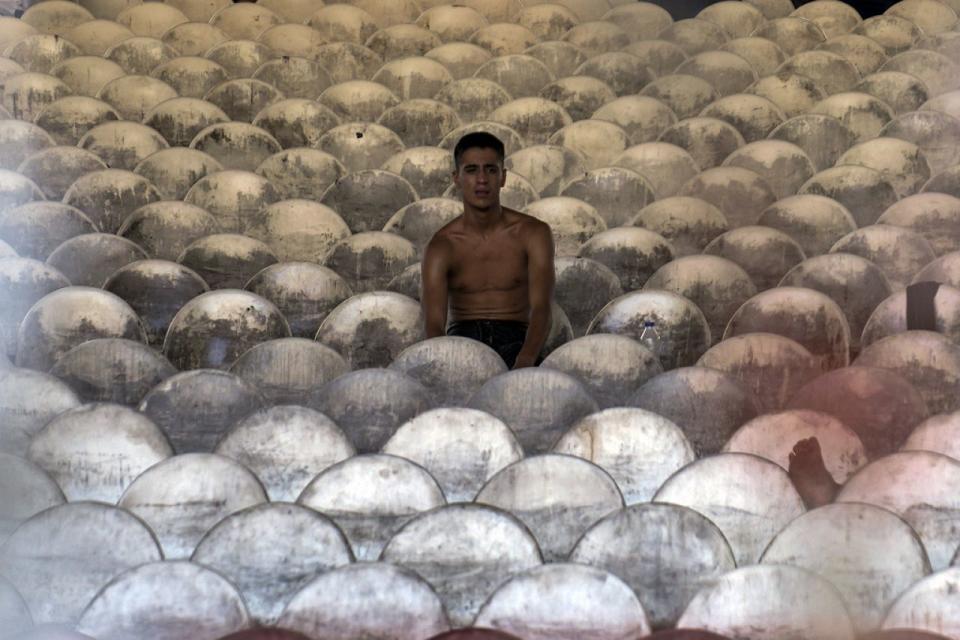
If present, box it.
[453,131,505,169]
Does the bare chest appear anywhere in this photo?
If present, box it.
[448,235,528,292]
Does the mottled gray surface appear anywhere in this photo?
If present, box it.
[49,338,177,405]
[177,233,278,290]
[587,289,712,370]
[830,225,936,291]
[676,565,856,640]
[318,122,405,173]
[761,503,930,634]
[381,503,542,627]
[251,98,340,147]
[838,137,930,199]
[116,200,220,261]
[725,286,850,373]
[277,563,449,640]
[118,453,268,559]
[314,291,424,369]
[631,196,728,258]
[724,409,868,483]
[553,407,693,504]
[245,262,353,339]
[902,410,960,460]
[0,502,162,626]
[382,197,462,257]
[769,113,856,172]
[76,561,251,640]
[228,338,348,405]
[679,166,776,229]
[698,332,821,413]
[162,289,290,371]
[16,286,147,372]
[381,146,454,199]
[862,284,960,347]
[139,368,266,454]
[553,257,623,338]
[476,454,623,561]
[578,226,674,292]
[0,575,32,639]
[882,567,960,638]
[758,194,859,259]
[660,117,745,171]
[191,122,281,173]
[474,563,650,640]
[837,451,960,570]
[183,170,281,234]
[548,120,629,173]
[655,453,806,566]
[523,196,606,257]
[879,192,960,257]
[298,454,445,561]
[306,368,433,453]
[245,199,350,264]
[192,503,353,624]
[0,258,69,360]
[572,502,734,630]
[388,337,506,407]
[0,452,63,544]
[855,331,960,414]
[0,367,79,458]
[320,169,417,233]
[215,405,354,503]
[28,403,172,503]
[468,368,599,454]
[0,201,97,261]
[800,164,898,228]
[383,407,522,503]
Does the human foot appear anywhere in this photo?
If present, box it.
[788,437,839,509]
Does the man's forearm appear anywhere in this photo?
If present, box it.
[516,305,551,365]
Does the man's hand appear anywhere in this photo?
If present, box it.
[512,353,538,369]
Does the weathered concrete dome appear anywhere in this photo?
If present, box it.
[178,233,279,290]
[854,15,920,55]
[780,253,894,353]
[623,39,688,77]
[518,3,579,41]
[717,36,787,78]
[886,0,958,34]
[641,73,718,120]
[552,256,623,338]
[699,93,786,143]
[645,255,757,346]
[161,21,230,57]
[322,231,417,294]
[659,18,729,56]
[315,291,423,369]
[883,566,960,634]
[679,166,776,229]
[0,450,64,544]
[489,97,572,145]
[630,196,728,257]
[245,262,352,340]
[473,53,555,99]
[138,369,266,453]
[577,226,674,292]
[697,333,821,413]
[722,140,815,201]
[21,1,95,36]
[320,169,417,233]
[115,3,187,39]
[203,77,283,123]
[613,142,700,199]
[793,0,863,36]
[245,199,350,263]
[252,56,331,101]
[588,289,711,370]
[104,259,209,348]
[116,200,218,261]
[184,169,281,234]
[562,20,629,58]
[912,250,960,287]
[388,337,506,407]
[602,3,672,41]
[306,3,377,44]
[162,289,289,371]
[880,110,960,175]
[883,50,960,100]
[902,410,960,459]
[77,121,169,171]
[205,39,277,80]
[0,201,95,262]
[0,258,70,360]
[504,144,586,198]
[856,70,929,115]
[256,147,348,203]
[862,284,960,348]
[698,1,767,39]
[757,194,858,257]
[49,55,122,98]
[778,50,862,96]
[753,16,827,55]
[4,33,82,75]
[0,120,54,171]
[318,122,405,173]
[102,36,174,76]
[559,166,655,228]
[676,51,757,98]
[17,145,107,201]
[381,146,453,199]
[659,117,744,171]
[190,122,283,173]
[768,113,856,171]
[47,337,175,407]
[63,19,134,56]
[470,23,538,58]
[365,24,440,63]
[878,191,960,255]
[592,95,677,146]
[520,41,586,79]
[831,224,937,290]
[0,366,80,458]
[417,4,488,42]
[370,56,453,102]
[190,502,351,625]
[523,196,606,257]
[0,170,43,214]
[226,341,348,408]
[819,34,888,77]
[382,197,461,256]
[574,52,654,98]
[748,71,827,120]
[435,78,512,123]
[16,286,146,372]
[62,168,161,234]
[923,163,960,200]
[629,366,760,456]
[255,23,327,62]
[314,42,384,83]
[809,91,895,143]
[45,232,147,287]
[208,2,282,41]
[787,365,928,458]
[921,88,960,119]
[424,42,493,80]
[377,98,462,147]
[150,57,229,100]
[1,71,70,123]
[724,285,850,371]
[96,74,177,122]
[250,99,342,149]
[799,164,899,228]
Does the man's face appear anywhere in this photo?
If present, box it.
[453,146,505,211]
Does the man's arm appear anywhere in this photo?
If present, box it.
[514,221,555,368]
[421,235,451,338]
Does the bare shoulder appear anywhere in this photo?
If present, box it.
[503,208,551,236]
[425,216,463,252]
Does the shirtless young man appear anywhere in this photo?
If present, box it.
[420,132,554,369]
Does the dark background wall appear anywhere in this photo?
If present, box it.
[648,0,901,20]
